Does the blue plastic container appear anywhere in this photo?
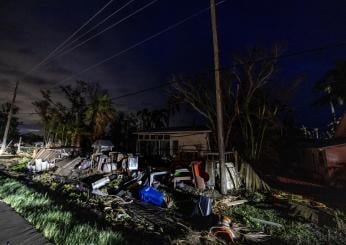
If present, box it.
[139,186,164,206]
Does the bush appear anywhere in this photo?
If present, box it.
[11,157,31,172]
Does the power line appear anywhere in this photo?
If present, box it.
[52,0,159,62]
[24,0,115,77]
[29,0,345,104]
[109,41,346,101]
[112,81,177,101]
[56,0,137,54]
[51,0,227,88]
[220,42,346,72]
[22,42,346,118]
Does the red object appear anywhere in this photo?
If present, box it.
[191,161,206,190]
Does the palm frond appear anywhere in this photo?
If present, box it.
[240,162,270,192]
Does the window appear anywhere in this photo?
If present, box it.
[160,141,170,156]
[139,141,147,155]
[318,151,324,166]
[173,140,179,154]
[148,141,159,156]
[139,141,159,156]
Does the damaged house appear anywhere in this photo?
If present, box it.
[302,113,346,186]
[134,127,211,159]
[92,140,114,153]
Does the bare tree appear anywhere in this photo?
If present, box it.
[171,46,282,191]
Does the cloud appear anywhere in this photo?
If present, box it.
[0,0,171,132]
[0,61,19,77]
[42,63,72,76]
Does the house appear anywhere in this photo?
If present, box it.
[134,127,211,157]
[303,141,346,184]
[301,113,346,185]
[92,140,114,153]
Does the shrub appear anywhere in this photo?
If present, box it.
[11,157,31,172]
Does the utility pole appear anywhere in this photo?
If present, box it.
[210,0,227,194]
[0,81,19,155]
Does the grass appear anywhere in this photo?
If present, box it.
[0,174,124,245]
[227,203,318,244]
[225,194,346,245]
[10,157,31,172]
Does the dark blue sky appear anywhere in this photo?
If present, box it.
[0,0,345,132]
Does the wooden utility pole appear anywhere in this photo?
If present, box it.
[0,81,19,155]
[210,0,227,194]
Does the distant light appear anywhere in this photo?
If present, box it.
[338,98,344,105]
[324,86,331,93]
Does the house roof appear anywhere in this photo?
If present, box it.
[134,126,211,134]
[92,140,114,147]
[303,138,346,149]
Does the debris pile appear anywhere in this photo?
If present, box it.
[27,148,72,172]
[8,146,273,244]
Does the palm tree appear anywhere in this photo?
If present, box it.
[136,108,168,130]
[86,90,117,140]
[60,81,88,147]
[314,61,346,111]
[136,109,151,130]
[34,82,118,147]
[33,97,51,144]
[151,109,169,128]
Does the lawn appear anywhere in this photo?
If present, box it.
[0,174,124,245]
[222,192,346,244]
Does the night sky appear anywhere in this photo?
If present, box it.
[1,0,346,133]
